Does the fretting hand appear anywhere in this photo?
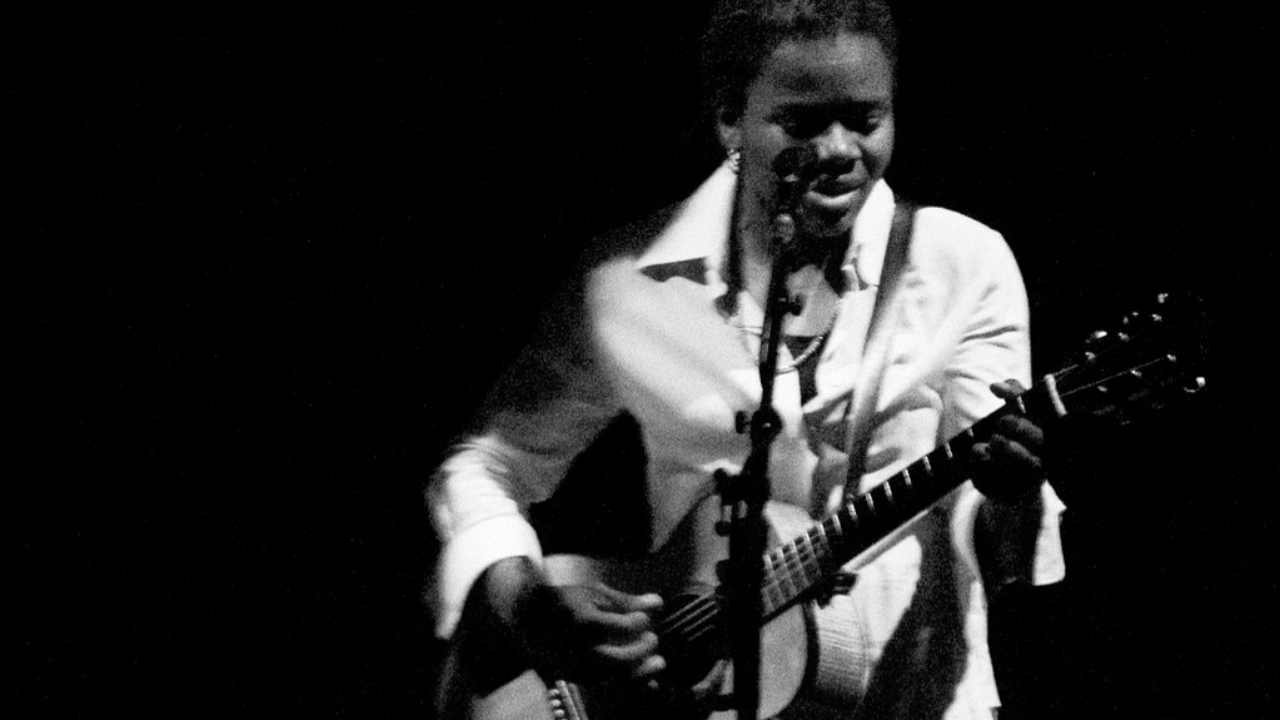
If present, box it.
[969,380,1047,503]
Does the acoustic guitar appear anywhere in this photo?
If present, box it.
[439,293,1206,719]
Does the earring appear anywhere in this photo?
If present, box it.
[727,148,741,174]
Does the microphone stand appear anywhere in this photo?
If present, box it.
[718,151,810,719]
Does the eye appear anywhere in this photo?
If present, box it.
[775,105,887,139]
[776,109,831,140]
[839,108,886,135]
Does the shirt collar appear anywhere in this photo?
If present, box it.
[636,160,898,291]
[637,161,738,275]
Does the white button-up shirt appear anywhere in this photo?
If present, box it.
[429,164,1065,719]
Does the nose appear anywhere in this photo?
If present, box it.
[814,122,860,167]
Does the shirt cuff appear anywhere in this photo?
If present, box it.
[433,514,544,639]
[951,481,1067,587]
[1032,482,1067,585]
[951,481,985,581]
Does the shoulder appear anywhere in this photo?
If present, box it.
[581,164,737,288]
[581,202,684,275]
[907,204,1023,288]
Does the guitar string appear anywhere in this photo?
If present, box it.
[658,465,947,643]
[657,553,819,644]
[659,466,969,644]
[657,516,856,641]
[658,597,719,641]
[658,595,717,633]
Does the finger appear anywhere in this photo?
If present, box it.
[971,441,992,466]
[996,415,1044,453]
[971,437,1043,502]
[632,652,667,680]
[582,608,657,643]
[987,434,1043,478]
[594,631,663,677]
[567,594,657,644]
[989,379,1027,400]
[590,582,664,614]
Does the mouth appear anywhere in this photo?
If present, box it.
[804,175,863,213]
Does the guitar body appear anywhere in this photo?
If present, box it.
[442,497,866,720]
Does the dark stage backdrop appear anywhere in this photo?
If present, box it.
[11,2,1272,718]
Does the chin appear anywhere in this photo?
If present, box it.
[800,212,856,240]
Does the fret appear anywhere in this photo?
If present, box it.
[792,543,816,595]
[811,523,829,567]
[830,510,847,545]
[757,579,778,614]
[761,552,778,600]
[882,476,895,506]
[806,539,823,577]
[844,500,860,531]
[942,439,954,461]
[918,455,932,479]
[928,446,949,474]
[945,428,976,467]
[861,490,877,518]
[762,545,783,591]
[1013,394,1027,415]
[762,565,785,610]
[796,534,820,582]
[779,544,802,596]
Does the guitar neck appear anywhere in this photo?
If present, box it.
[758,383,1061,619]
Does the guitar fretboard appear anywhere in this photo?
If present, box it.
[758,388,1054,619]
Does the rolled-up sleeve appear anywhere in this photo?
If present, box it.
[426,277,620,638]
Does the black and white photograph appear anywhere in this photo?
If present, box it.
[12,2,1272,718]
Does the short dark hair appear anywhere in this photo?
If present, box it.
[700,0,899,124]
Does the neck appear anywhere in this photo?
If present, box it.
[735,210,850,309]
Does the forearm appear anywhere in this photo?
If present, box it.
[971,481,1067,596]
[974,488,1044,594]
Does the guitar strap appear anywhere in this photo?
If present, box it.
[839,197,918,495]
[864,198,917,358]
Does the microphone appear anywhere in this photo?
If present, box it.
[771,145,820,186]
[770,146,819,246]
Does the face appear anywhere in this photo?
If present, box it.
[722,32,895,245]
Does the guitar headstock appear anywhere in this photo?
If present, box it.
[1045,292,1207,425]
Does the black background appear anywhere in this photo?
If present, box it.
[10,2,1274,718]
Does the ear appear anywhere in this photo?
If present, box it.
[716,107,741,154]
